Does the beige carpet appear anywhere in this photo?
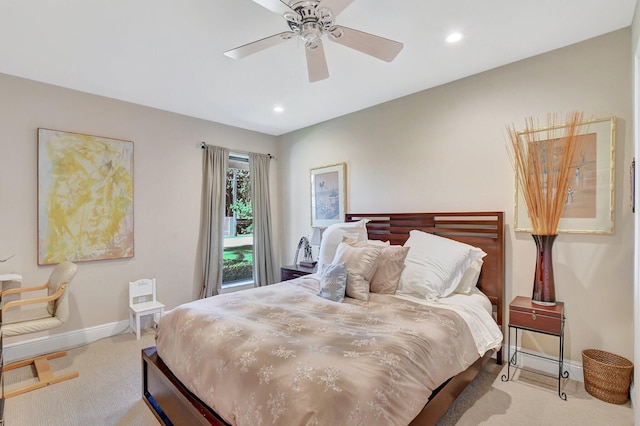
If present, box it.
[437,362,633,425]
[3,330,160,426]
[2,330,634,425]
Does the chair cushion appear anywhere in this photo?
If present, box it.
[3,307,63,337]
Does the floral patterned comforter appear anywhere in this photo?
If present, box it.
[156,276,484,426]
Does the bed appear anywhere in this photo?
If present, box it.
[142,211,504,426]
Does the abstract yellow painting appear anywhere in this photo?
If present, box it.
[38,129,134,265]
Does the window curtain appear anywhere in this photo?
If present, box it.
[200,145,229,298]
[249,153,277,286]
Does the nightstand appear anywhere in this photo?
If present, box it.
[501,296,568,400]
[280,264,317,281]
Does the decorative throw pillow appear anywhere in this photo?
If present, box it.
[454,259,484,294]
[364,239,391,247]
[318,219,369,269]
[370,245,410,294]
[331,242,381,301]
[317,262,348,302]
[399,230,486,299]
[342,238,407,295]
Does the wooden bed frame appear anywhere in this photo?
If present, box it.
[142,211,504,426]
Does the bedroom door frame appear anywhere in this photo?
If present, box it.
[633,22,640,426]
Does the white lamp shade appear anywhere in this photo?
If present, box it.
[310,227,325,246]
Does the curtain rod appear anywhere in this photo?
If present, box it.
[200,142,273,159]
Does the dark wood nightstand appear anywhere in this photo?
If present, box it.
[501,296,568,400]
[280,264,317,281]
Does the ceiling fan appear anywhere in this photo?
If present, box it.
[224,0,404,82]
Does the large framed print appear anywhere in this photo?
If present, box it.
[310,163,346,227]
[514,117,616,234]
[38,128,134,265]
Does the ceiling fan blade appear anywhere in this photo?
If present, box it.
[224,32,296,59]
[328,25,403,62]
[317,0,354,18]
[251,0,296,15]
[305,40,329,83]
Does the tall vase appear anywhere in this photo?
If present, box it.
[531,234,558,306]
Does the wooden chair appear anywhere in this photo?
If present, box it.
[129,278,164,340]
[2,261,79,398]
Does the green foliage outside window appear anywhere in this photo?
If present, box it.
[223,245,253,282]
[226,168,253,235]
[223,164,253,284]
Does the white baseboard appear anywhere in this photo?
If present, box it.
[3,320,135,363]
[504,343,584,382]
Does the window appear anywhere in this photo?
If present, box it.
[222,155,253,286]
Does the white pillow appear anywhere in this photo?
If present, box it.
[365,239,390,247]
[398,230,486,299]
[454,259,484,295]
[318,219,369,269]
[331,242,381,301]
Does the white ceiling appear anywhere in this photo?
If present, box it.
[0,1,636,136]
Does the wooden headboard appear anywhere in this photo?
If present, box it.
[345,211,505,335]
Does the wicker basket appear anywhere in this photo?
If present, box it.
[582,349,633,404]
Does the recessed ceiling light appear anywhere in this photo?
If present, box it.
[446,32,463,43]
[273,105,284,113]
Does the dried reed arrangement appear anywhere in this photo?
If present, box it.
[507,111,585,235]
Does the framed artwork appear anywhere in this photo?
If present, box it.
[38,128,134,265]
[515,117,616,234]
[310,163,346,227]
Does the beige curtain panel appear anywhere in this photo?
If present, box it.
[249,152,277,286]
[200,144,229,298]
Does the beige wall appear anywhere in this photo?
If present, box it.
[0,73,280,343]
[279,28,633,364]
[0,28,633,367]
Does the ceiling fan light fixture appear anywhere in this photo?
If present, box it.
[300,22,323,43]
